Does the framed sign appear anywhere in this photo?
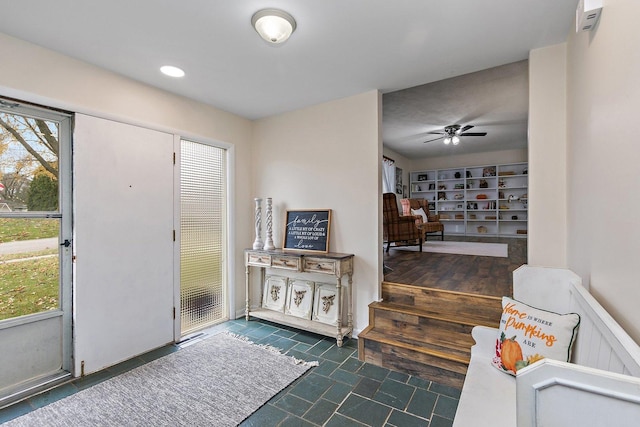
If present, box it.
[283,209,331,253]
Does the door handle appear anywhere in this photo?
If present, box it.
[60,239,72,248]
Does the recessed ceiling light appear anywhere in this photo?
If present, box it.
[160,65,185,78]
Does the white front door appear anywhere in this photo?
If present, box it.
[73,114,175,374]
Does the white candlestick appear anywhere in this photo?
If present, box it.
[253,198,264,250]
[263,197,275,250]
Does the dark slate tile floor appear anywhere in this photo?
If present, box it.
[0,319,461,426]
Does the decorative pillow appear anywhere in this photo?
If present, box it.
[492,296,580,376]
[411,207,428,222]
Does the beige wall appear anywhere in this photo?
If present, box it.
[253,91,382,334]
[565,0,640,343]
[528,44,568,267]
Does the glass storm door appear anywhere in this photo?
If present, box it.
[179,139,227,335]
[0,99,72,405]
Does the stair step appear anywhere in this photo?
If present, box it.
[382,281,503,324]
[358,283,505,389]
[359,328,470,365]
[358,328,467,389]
[370,300,499,330]
[368,302,475,352]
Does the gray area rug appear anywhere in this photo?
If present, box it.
[7,332,315,426]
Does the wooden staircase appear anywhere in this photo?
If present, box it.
[358,281,503,389]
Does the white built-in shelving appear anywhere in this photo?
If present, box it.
[409,162,528,238]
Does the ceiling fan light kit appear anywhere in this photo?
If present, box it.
[423,124,487,145]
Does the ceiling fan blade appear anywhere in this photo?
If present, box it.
[458,125,474,133]
[426,131,445,135]
[423,135,445,143]
[460,132,487,136]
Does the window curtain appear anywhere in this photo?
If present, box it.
[382,157,395,194]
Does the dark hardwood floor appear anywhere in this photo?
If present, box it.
[383,236,527,297]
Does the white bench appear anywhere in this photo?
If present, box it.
[453,265,640,427]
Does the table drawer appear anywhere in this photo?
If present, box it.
[271,256,301,270]
[303,258,336,275]
[247,253,271,267]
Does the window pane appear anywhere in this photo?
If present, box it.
[0,112,59,212]
[0,218,60,320]
[180,140,226,334]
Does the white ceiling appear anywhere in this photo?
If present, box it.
[0,1,577,154]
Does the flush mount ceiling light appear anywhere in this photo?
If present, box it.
[160,65,185,78]
[251,8,297,44]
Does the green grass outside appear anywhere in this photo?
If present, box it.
[0,256,59,320]
[0,218,59,243]
[0,218,60,320]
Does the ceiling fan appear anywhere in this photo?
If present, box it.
[423,124,487,145]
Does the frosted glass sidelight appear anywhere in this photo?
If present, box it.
[180,140,226,334]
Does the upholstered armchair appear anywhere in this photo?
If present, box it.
[383,193,423,253]
[400,198,444,241]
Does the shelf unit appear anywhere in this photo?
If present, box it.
[409,162,528,238]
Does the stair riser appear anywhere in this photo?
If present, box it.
[382,284,502,309]
[372,310,475,348]
[363,339,466,389]
[382,284,502,322]
[372,306,478,332]
[360,328,471,361]
[363,338,468,374]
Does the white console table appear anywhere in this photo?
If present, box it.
[244,249,354,347]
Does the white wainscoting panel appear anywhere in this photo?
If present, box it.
[517,359,640,427]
